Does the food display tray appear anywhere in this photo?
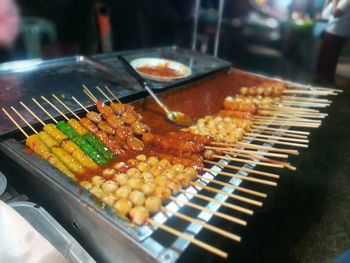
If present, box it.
[93,46,232,90]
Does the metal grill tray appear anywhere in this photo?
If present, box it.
[0,56,138,136]
[0,134,264,263]
[9,201,96,263]
[0,47,231,137]
[93,46,231,90]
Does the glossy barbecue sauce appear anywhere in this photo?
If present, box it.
[136,65,182,78]
[77,69,283,182]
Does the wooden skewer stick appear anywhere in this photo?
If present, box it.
[206,146,289,159]
[204,168,278,189]
[105,86,122,103]
[262,106,320,113]
[249,128,308,139]
[204,159,278,184]
[253,121,320,128]
[52,94,81,120]
[204,159,280,179]
[252,125,310,135]
[282,96,331,103]
[254,116,321,124]
[11,107,38,134]
[212,142,299,158]
[82,85,98,102]
[2,108,29,137]
[280,99,330,105]
[72,96,90,113]
[41,96,69,121]
[259,111,327,120]
[32,98,58,123]
[243,136,309,148]
[287,83,342,92]
[283,89,334,95]
[220,152,296,171]
[254,117,321,126]
[96,86,113,103]
[169,196,248,225]
[161,207,241,242]
[244,132,309,143]
[83,90,98,103]
[191,181,263,207]
[197,175,268,197]
[197,175,262,206]
[208,153,284,168]
[147,218,228,258]
[280,102,330,108]
[180,189,253,215]
[20,101,46,126]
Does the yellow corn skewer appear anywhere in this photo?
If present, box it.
[51,147,86,175]
[68,118,88,136]
[61,141,98,169]
[43,123,67,142]
[25,134,76,179]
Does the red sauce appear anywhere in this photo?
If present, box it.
[77,69,284,182]
[136,65,182,78]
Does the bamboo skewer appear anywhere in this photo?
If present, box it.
[261,106,320,113]
[32,98,58,123]
[204,167,277,190]
[252,125,310,135]
[72,96,90,113]
[244,132,309,143]
[11,107,38,134]
[203,160,278,185]
[197,175,268,197]
[259,111,327,120]
[249,128,308,139]
[147,218,228,258]
[105,85,122,103]
[204,160,280,179]
[243,136,308,148]
[161,207,241,242]
[212,142,299,158]
[206,146,289,159]
[83,90,98,103]
[52,94,80,120]
[2,108,29,137]
[180,189,253,215]
[191,182,263,207]
[283,89,334,95]
[282,96,331,103]
[209,154,284,168]
[254,115,322,124]
[20,101,46,126]
[253,121,320,128]
[41,96,70,121]
[169,196,248,225]
[83,85,98,102]
[96,86,113,103]
[220,152,296,171]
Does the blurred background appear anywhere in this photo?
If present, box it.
[1,0,349,85]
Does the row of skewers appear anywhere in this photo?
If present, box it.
[2,83,341,258]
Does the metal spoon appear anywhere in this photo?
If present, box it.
[118,55,194,126]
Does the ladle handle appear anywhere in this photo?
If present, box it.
[118,55,173,116]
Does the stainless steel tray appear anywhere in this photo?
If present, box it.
[9,201,96,263]
[0,56,139,136]
[93,46,231,90]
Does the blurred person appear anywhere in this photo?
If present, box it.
[315,0,350,84]
[0,0,19,61]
